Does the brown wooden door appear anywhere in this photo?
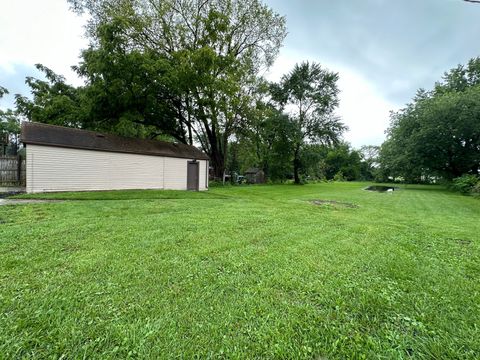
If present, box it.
[187,161,199,191]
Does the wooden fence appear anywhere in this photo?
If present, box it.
[0,156,26,186]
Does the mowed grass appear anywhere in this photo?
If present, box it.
[1,183,479,359]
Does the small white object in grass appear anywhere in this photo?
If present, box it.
[387,188,394,192]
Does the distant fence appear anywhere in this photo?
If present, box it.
[0,156,26,187]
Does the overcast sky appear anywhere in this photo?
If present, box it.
[1,0,480,147]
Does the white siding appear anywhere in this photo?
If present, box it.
[163,157,188,190]
[199,160,208,190]
[26,144,207,193]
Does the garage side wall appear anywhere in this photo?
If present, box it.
[26,144,208,193]
[161,158,208,191]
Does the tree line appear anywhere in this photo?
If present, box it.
[379,58,480,183]
[1,0,478,186]
[1,0,353,183]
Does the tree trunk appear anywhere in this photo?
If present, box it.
[187,123,193,145]
[210,149,225,179]
[185,97,193,145]
[206,132,226,180]
[293,145,301,184]
[209,122,229,180]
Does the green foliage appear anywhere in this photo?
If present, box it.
[2,183,480,358]
[15,0,286,177]
[450,174,480,194]
[333,170,346,182]
[359,145,380,181]
[0,85,8,98]
[0,87,21,155]
[231,98,296,182]
[233,135,368,183]
[264,114,296,181]
[77,21,185,140]
[324,143,361,181]
[380,58,480,181]
[15,65,88,129]
[298,143,364,182]
[270,61,346,183]
[472,181,480,197]
[65,0,287,177]
[299,144,328,180]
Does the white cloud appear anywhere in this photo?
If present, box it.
[0,1,400,148]
[336,69,398,148]
[0,0,88,86]
[0,63,16,76]
[265,50,400,148]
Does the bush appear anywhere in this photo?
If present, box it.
[450,174,480,194]
[472,181,480,197]
[333,171,346,182]
[208,180,232,187]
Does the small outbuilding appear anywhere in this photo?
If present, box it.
[244,167,265,184]
[21,122,209,193]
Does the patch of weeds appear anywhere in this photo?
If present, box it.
[454,238,472,246]
[0,206,23,224]
[310,199,359,209]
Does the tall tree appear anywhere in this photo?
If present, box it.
[67,0,287,178]
[237,105,295,181]
[380,58,480,181]
[323,143,361,181]
[271,62,346,184]
[76,21,187,140]
[15,31,184,141]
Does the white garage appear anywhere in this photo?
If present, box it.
[21,122,209,193]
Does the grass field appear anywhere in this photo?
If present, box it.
[1,183,479,358]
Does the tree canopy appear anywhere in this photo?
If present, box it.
[380,58,480,181]
[64,0,287,177]
[270,61,346,183]
[15,0,286,178]
[10,1,385,184]
[0,87,21,155]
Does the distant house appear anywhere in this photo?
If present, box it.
[244,167,265,184]
[21,122,209,193]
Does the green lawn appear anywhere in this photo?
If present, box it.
[1,183,479,358]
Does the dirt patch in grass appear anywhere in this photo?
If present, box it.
[310,199,359,209]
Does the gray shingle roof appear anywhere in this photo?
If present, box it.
[21,122,209,160]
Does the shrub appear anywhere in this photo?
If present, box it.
[450,174,480,194]
[209,180,231,187]
[472,181,480,197]
[333,171,346,182]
